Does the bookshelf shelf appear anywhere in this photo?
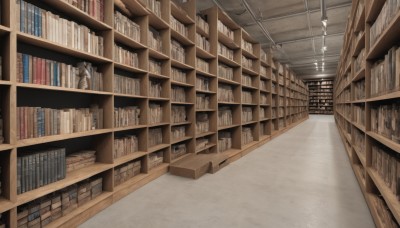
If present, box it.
[16,163,112,206]
[353,32,365,57]
[16,129,112,148]
[17,32,112,64]
[367,11,400,60]
[0,1,309,226]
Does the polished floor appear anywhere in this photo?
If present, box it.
[81,115,375,228]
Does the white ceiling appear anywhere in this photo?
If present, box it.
[197,0,352,79]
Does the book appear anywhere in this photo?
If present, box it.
[242,107,253,123]
[149,79,163,98]
[218,42,234,60]
[17,0,104,56]
[17,148,66,194]
[171,86,186,102]
[171,105,187,123]
[114,44,139,68]
[242,74,252,87]
[148,151,164,170]
[114,106,141,128]
[241,39,253,54]
[114,10,140,42]
[218,106,233,127]
[196,113,209,134]
[171,67,186,83]
[218,63,234,81]
[141,0,161,17]
[171,39,186,63]
[217,20,234,40]
[196,94,211,110]
[114,135,139,159]
[171,16,188,37]
[61,0,104,22]
[114,159,141,186]
[196,58,210,73]
[172,126,186,140]
[114,74,141,96]
[66,150,96,172]
[218,84,234,102]
[196,15,209,35]
[218,131,232,152]
[17,53,103,91]
[242,90,253,104]
[196,76,210,91]
[196,33,210,52]
[370,0,400,48]
[149,128,163,147]
[171,143,187,160]
[242,127,254,145]
[148,27,163,52]
[149,103,163,124]
[242,55,253,70]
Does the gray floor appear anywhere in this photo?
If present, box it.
[80,115,375,228]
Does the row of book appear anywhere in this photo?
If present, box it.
[172,126,186,140]
[218,63,234,81]
[354,48,365,73]
[114,106,141,128]
[17,106,103,140]
[172,105,187,123]
[218,84,235,103]
[114,74,141,96]
[171,144,187,160]
[218,131,232,152]
[171,40,186,63]
[17,148,66,194]
[218,106,232,127]
[337,88,350,103]
[242,91,253,104]
[114,159,141,186]
[370,0,400,48]
[149,59,162,75]
[66,150,96,173]
[260,94,268,105]
[197,57,210,73]
[62,0,104,22]
[242,56,253,70]
[371,143,400,200]
[148,27,163,52]
[114,44,139,68]
[17,54,103,91]
[218,42,234,60]
[149,103,163,124]
[241,39,253,54]
[371,103,400,143]
[17,176,103,227]
[353,128,365,159]
[353,105,365,127]
[242,107,253,123]
[196,76,211,91]
[242,74,253,87]
[242,127,254,145]
[196,137,211,152]
[196,113,209,134]
[143,0,162,16]
[114,11,140,42]
[149,80,163,97]
[370,46,400,97]
[271,109,276,118]
[260,50,268,63]
[148,151,164,170]
[196,16,209,35]
[17,1,104,56]
[171,67,186,83]
[260,66,267,77]
[260,80,267,91]
[260,107,267,119]
[196,33,210,52]
[171,15,188,37]
[172,86,186,102]
[196,94,211,110]
[114,135,139,159]
[149,128,163,147]
[217,20,234,40]
[371,195,399,228]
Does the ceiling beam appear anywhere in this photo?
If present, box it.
[242,2,351,26]
[275,32,344,45]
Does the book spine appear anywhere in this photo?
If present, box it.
[17,157,22,194]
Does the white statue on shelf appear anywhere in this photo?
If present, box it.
[77,62,92,90]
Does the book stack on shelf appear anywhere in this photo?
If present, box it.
[334,0,400,226]
[306,79,333,114]
[0,1,311,226]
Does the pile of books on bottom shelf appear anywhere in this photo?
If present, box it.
[218,131,232,152]
[66,150,96,173]
[114,135,139,159]
[148,151,164,170]
[149,128,163,147]
[17,176,103,227]
[114,160,141,186]
[171,144,187,160]
[242,127,254,145]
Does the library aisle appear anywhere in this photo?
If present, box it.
[80,115,374,228]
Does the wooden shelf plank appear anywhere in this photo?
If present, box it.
[17,32,112,64]
[367,10,400,60]
[195,131,216,138]
[367,91,400,102]
[352,68,365,82]
[196,25,209,38]
[114,93,147,99]
[0,144,14,152]
[218,77,240,86]
[367,131,400,154]
[196,69,216,78]
[148,144,170,153]
[195,143,216,153]
[218,32,240,50]
[218,124,240,131]
[352,121,366,132]
[171,1,195,24]
[17,83,112,96]
[242,49,257,60]
[171,136,192,144]
[16,163,112,206]
[0,197,15,214]
[117,0,150,17]
[171,29,195,46]
[17,129,112,148]
[218,54,240,68]
[354,7,365,32]
[171,121,191,126]
[114,31,147,50]
[148,122,170,128]
[196,89,216,94]
[114,152,148,167]
[148,48,169,60]
[114,62,147,74]
[368,168,400,223]
[171,59,195,70]
[171,80,194,88]
[242,66,258,76]
[242,121,257,126]
[196,46,215,59]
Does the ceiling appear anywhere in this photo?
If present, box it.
[197,0,352,80]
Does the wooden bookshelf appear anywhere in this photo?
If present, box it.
[334,0,400,227]
[0,0,309,227]
[306,79,334,115]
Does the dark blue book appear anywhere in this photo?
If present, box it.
[22,54,29,83]
[20,0,25,32]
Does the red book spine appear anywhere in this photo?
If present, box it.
[41,57,45,85]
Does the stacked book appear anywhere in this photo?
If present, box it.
[114,160,141,186]
[114,135,139,159]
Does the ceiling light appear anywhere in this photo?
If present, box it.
[322,19,328,27]
[323,46,327,51]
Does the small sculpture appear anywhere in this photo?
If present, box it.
[77,62,92,90]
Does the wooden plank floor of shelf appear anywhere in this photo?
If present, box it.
[0,197,14,214]
[17,163,113,206]
[366,131,400,154]
[113,163,169,202]
[114,152,148,167]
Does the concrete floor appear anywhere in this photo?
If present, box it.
[80,115,375,228]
